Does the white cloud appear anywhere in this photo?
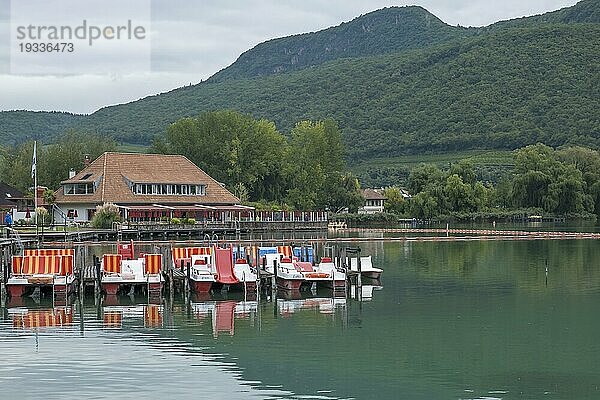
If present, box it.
[0,0,579,113]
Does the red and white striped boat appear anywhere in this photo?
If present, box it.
[6,249,75,298]
[101,253,164,295]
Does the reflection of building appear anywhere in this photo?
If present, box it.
[52,152,249,223]
[359,188,386,214]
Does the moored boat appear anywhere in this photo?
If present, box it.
[6,249,76,298]
[232,258,258,291]
[101,253,164,295]
[349,255,383,279]
[270,255,304,290]
[291,257,346,289]
[172,245,257,293]
[189,251,216,293]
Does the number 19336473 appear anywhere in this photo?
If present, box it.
[18,42,74,52]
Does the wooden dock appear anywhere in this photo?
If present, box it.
[15,220,328,243]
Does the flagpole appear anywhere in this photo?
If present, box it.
[33,141,39,246]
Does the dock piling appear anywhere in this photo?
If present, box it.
[185,261,191,294]
[272,259,278,292]
[93,255,101,297]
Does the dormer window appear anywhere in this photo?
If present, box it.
[64,183,95,195]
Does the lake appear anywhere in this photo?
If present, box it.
[2,239,600,399]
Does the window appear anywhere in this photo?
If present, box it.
[131,183,207,196]
[64,183,94,195]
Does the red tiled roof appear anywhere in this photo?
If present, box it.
[54,152,240,205]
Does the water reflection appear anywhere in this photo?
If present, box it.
[101,303,164,329]
[6,239,600,399]
[191,300,258,337]
[10,306,74,330]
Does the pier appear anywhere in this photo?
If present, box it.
[3,225,600,306]
[11,219,328,243]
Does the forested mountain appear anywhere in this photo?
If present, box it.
[0,111,80,144]
[78,24,600,158]
[491,0,600,27]
[0,1,598,163]
[208,6,473,82]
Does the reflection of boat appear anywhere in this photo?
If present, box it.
[191,300,258,337]
[101,253,164,295]
[10,306,74,329]
[101,304,163,328]
[350,284,383,301]
[349,256,383,279]
[6,249,76,298]
[278,297,346,317]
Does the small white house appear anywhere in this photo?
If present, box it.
[358,189,386,214]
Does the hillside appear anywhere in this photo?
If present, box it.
[79,24,600,157]
[0,110,80,143]
[0,1,598,163]
[208,6,473,82]
[491,0,600,27]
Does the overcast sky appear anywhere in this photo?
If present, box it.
[0,0,578,114]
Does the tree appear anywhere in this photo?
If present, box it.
[0,141,37,192]
[449,160,476,185]
[326,172,363,213]
[41,130,116,190]
[383,187,406,214]
[407,164,443,195]
[157,111,287,202]
[444,174,473,212]
[0,131,115,192]
[409,191,439,219]
[283,121,327,209]
[512,144,589,214]
[283,120,352,210]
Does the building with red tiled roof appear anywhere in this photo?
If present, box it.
[53,152,249,223]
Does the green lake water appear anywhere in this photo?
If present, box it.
[2,239,600,399]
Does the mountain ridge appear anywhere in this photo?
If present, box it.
[0,0,598,159]
[208,5,472,82]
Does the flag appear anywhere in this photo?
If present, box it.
[31,141,36,179]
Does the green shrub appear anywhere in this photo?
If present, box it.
[91,203,122,229]
[170,217,181,225]
[35,207,52,227]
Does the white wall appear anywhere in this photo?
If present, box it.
[11,207,33,221]
[53,203,98,224]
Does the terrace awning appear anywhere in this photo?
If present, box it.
[196,204,255,211]
[117,204,254,217]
